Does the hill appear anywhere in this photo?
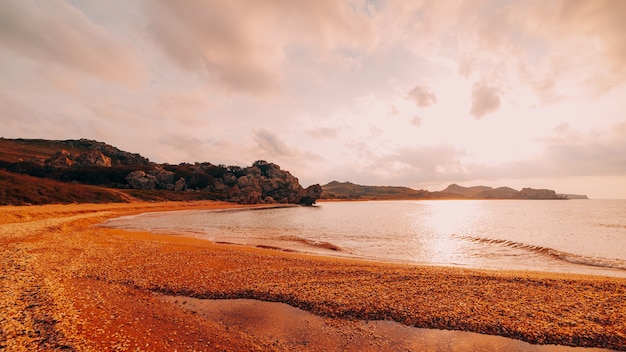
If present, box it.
[321,181,430,200]
[321,181,578,200]
[0,138,322,206]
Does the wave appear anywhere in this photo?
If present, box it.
[460,236,626,271]
[595,222,626,230]
[276,235,343,252]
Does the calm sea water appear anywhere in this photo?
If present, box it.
[102,200,626,278]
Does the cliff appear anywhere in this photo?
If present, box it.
[0,138,321,206]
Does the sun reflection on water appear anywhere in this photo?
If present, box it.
[409,200,485,265]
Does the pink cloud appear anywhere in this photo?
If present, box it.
[470,83,500,119]
[407,85,437,107]
[0,0,145,88]
[142,0,374,96]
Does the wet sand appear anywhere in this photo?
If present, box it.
[1,201,625,351]
[162,296,613,351]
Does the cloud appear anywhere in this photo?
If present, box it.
[143,1,282,95]
[410,116,422,127]
[343,144,470,185]
[538,122,626,176]
[253,129,298,157]
[383,1,626,105]
[407,85,437,107]
[0,0,144,87]
[548,0,626,93]
[470,83,500,118]
[467,122,626,181]
[339,121,626,188]
[307,127,341,139]
[154,90,212,125]
[0,92,40,135]
[384,144,467,177]
[142,0,374,96]
[153,134,213,164]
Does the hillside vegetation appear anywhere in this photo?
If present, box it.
[0,138,321,206]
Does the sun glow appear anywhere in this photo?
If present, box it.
[409,200,484,265]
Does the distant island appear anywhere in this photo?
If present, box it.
[0,138,321,206]
[321,181,588,200]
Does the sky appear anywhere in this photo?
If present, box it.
[1,0,625,198]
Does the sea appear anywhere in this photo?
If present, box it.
[102,199,626,278]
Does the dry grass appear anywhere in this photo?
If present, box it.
[0,170,129,205]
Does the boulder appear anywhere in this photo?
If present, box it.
[125,170,157,190]
[174,177,186,192]
[74,150,112,167]
[152,167,175,189]
[45,150,74,168]
[299,184,323,205]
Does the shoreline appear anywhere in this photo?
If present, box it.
[1,201,625,350]
[100,202,626,279]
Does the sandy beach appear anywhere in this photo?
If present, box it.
[1,201,625,351]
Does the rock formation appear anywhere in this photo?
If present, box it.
[45,150,74,168]
[74,150,112,167]
[120,159,321,205]
[44,149,112,168]
[299,184,324,206]
[224,161,322,205]
[125,170,158,190]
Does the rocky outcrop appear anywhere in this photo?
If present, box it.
[125,170,157,190]
[152,167,175,189]
[65,139,151,165]
[121,160,321,205]
[45,150,74,168]
[74,150,111,167]
[225,161,322,205]
[44,149,112,168]
[299,184,323,206]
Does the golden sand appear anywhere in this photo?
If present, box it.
[1,201,625,351]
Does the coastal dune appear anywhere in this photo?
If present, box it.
[1,201,625,351]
